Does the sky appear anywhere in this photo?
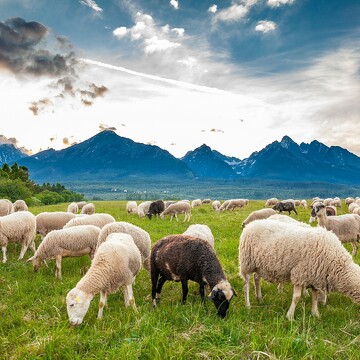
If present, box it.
[0,0,359,159]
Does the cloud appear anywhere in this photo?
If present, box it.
[113,26,128,38]
[99,124,117,131]
[170,0,179,10]
[0,134,31,154]
[28,98,53,115]
[255,20,277,33]
[62,137,77,147]
[79,0,103,13]
[267,0,294,7]
[171,28,185,37]
[145,36,181,54]
[213,3,249,23]
[208,4,218,13]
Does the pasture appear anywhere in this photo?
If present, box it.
[1,200,360,359]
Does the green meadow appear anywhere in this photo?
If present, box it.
[1,200,359,359]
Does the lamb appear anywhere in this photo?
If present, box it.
[265,198,278,207]
[13,199,28,212]
[126,201,138,215]
[0,199,13,216]
[241,208,277,228]
[137,201,152,218]
[80,203,95,215]
[191,199,202,208]
[63,213,115,229]
[151,234,236,318]
[160,201,191,222]
[67,202,79,214]
[212,200,221,211]
[147,200,165,219]
[96,221,151,271]
[272,201,298,215]
[35,212,76,240]
[183,224,215,248]
[0,211,36,263]
[66,233,141,325]
[27,225,101,279]
[311,203,360,256]
[239,218,360,320]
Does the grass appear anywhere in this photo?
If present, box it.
[1,200,360,359]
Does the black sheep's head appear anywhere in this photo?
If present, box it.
[209,287,237,318]
[311,203,325,218]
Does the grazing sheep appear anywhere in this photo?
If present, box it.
[160,201,191,222]
[272,201,298,215]
[323,198,333,206]
[0,199,13,216]
[241,208,277,228]
[348,203,359,213]
[126,201,138,215]
[96,221,151,271]
[183,224,215,249]
[147,200,165,219]
[0,211,36,263]
[151,235,236,318]
[226,199,246,211]
[13,199,28,212]
[265,198,278,207]
[191,199,202,208]
[76,201,87,210]
[311,204,360,256]
[64,213,115,229]
[67,202,78,214]
[137,201,152,218]
[80,203,95,215]
[28,225,100,279]
[330,199,342,208]
[164,201,176,209]
[239,219,360,320]
[66,233,141,325]
[212,200,221,211]
[219,200,230,211]
[201,199,211,204]
[35,212,77,240]
[300,200,308,208]
[345,197,355,206]
[294,200,301,207]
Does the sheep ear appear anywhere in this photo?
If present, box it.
[26,256,34,263]
[231,288,238,297]
[208,290,217,300]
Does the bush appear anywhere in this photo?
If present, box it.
[35,190,64,205]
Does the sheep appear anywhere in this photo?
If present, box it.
[212,200,221,211]
[67,202,78,214]
[330,199,342,208]
[13,199,28,212]
[160,201,191,222]
[66,233,141,325]
[300,200,308,208]
[272,201,298,215]
[345,197,355,206]
[35,212,77,240]
[219,200,230,211]
[164,201,176,209]
[76,201,87,210]
[0,211,36,263]
[80,203,95,215]
[323,198,333,206]
[63,213,115,229]
[201,199,211,204]
[311,203,360,256]
[265,198,278,207]
[0,199,13,216]
[353,207,360,216]
[183,224,215,249]
[147,200,165,219]
[348,203,359,213]
[96,221,151,271]
[151,234,236,318]
[27,225,100,279]
[294,200,301,207]
[126,201,138,215]
[137,201,152,218]
[239,218,360,320]
[191,199,202,208]
[226,199,246,211]
[241,208,277,228]
[309,205,337,223]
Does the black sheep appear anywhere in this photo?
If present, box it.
[151,235,236,318]
[147,200,165,219]
[273,201,298,215]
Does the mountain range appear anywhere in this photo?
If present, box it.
[2,130,360,185]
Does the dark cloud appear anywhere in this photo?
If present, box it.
[29,98,53,115]
[80,83,108,106]
[99,124,117,131]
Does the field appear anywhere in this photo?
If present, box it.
[1,200,360,359]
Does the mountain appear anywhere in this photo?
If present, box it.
[181,144,237,179]
[16,130,194,182]
[0,143,28,165]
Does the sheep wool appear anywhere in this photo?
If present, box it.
[0,199,13,216]
[13,200,28,212]
[183,224,215,249]
[241,208,277,228]
[36,212,76,239]
[64,213,115,229]
[160,202,191,222]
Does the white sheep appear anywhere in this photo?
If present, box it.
[76,201,87,210]
[219,200,230,211]
[191,199,202,208]
[64,213,115,229]
[13,199,28,212]
[183,224,215,248]
[67,202,79,214]
[348,203,359,213]
[126,201,138,214]
[265,198,278,207]
[160,201,191,222]
[300,200,308,208]
[0,211,36,263]
[239,218,360,320]
[28,225,100,279]
[212,200,221,211]
[311,203,360,256]
[66,233,141,325]
[0,199,13,216]
[137,201,152,218]
[241,208,277,228]
[345,197,355,206]
[225,199,246,211]
[35,212,76,240]
[80,203,95,215]
[96,221,151,271]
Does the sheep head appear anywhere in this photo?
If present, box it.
[66,288,93,326]
[209,281,237,318]
[311,203,325,218]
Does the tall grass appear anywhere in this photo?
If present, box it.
[1,200,359,359]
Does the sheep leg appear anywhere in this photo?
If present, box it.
[18,243,29,260]
[277,283,284,293]
[175,214,179,222]
[253,273,262,302]
[97,291,107,319]
[318,290,327,305]
[55,254,62,279]
[199,283,205,302]
[123,284,137,311]
[311,289,320,318]
[152,275,166,306]
[243,273,251,308]
[29,240,36,253]
[181,280,188,304]
[351,241,358,257]
[2,246,7,263]
[286,285,302,320]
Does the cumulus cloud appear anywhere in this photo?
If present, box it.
[267,0,294,7]
[170,0,179,10]
[255,20,277,33]
[79,0,103,13]
[113,26,128,38]
[213,3,249,23]
[208,4,218,13]
[171,28,185,37]
[144,37,181,54]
